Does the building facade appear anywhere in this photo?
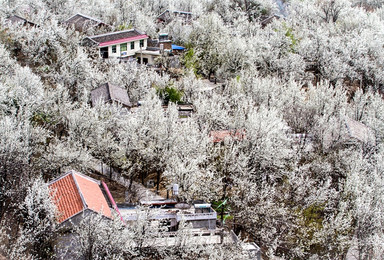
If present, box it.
[84,29,149,60]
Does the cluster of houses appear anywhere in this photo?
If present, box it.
[47,171,218,234]
[90,81,195,117]
[5,8,376,260]
[63,12,192,115]
[6,11,187,66]
[65,12,186,66]
[45,115,374,257]
[48,170,261,259]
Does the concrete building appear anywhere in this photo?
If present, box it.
[120,200,217,231]
[83,29,149,60]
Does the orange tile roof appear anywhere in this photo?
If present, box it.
[49,174,84,223]
[74,173,112,218]
[49,171,112,224]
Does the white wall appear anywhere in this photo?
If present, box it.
[100,39,148,58]
[136,53,160,65]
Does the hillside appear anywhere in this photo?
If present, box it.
[1,0,384,259]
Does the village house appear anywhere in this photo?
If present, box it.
[49,170,123,259]
[343,117,375,146]
[63,13,111,32]
[119,196,261,258]
[210,129,246,143]
[48,169,261,257]
[91,82,132,108]
[157,10,193,25]
[147,33,172,51]
[132,101,194,118]
[120,200,218,232]
[293,117,375,150]
[83,28,160,65]
[5,15,37,27]
[176,103,194,117]
[48,170,120,226]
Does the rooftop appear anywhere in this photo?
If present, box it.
[6,15,36,26]
[86,29,148,47]
[119,203,217,222]
[210,129,246,143]
[157,10,193,23]
[91,83,131,107]
[345,117,375,145]
[64,13,110,31]
[49,170,113,223]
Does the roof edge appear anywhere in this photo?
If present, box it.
[48,170,101,186]
[98,34,148,47]
[65,13,103,24]
[72,170,101,185]
[83,36,98,45]
[88,28,139,39]
[158,9,193,17]
[72,171,88,210]
[48,171,72,185]
[86,207,113,219]
[58,208,87,224]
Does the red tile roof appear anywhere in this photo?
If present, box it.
[210,129,246,143]
[49,171,112,224]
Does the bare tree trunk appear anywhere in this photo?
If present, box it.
[129,174,134,191]
[156,170,161,191]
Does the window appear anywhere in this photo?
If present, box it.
[120,43,127,52]
[140,40,144,48]
[100,47,108,58]
[112,45,116,53]
[130,41,135,50]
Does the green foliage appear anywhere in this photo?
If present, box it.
[284,24,299,53]
[156,85,183,105]
[300,203,325,229]
[117,23,133,31]
[31,112,52,126]
[212,199,233,224]
[260,8,268,16]
[182,48,199,76]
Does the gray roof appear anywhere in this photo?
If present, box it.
[260,15,281,27]
[6,15,36,26]
[64,13,110,32]
[157,10,193,23]
[345,117,375,145]
[87,29,146,45]
[91,83,131,107]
